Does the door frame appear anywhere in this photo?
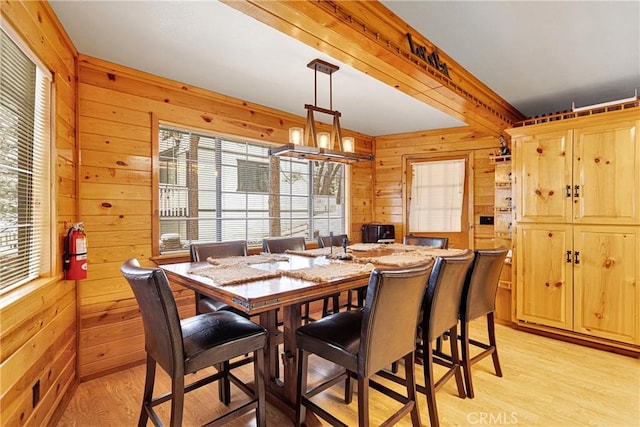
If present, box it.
[402,151,475,249]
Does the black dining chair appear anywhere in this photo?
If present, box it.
[417,250,473,426]
[404,234,449,249]
[262,236,306,254]
[459,248,508,398]
[262,236,337,322]
[120,258,267,427]
[379,250,474,427]
[190,240,247,315]
[190,240,259,403]
[317,233,349,249]
[295,260,435,427]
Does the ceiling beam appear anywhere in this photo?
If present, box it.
[222,0,526,136]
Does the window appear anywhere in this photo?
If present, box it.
[409,159,465,232]
[158,125,345,253]
[0,27,52,290]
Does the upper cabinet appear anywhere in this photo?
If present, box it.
[513,129,572,223]
[510,111,640,225]
[574,121,639,224]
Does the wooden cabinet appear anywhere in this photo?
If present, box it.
[514,116,640,225]
[516,224,573,330]
[514,129,572,223]
[573,226,639,344]
[517,223,639,344]
[509,108,640,349]
[573,122,640,224]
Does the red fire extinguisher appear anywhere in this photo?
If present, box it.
[64,222,88,280]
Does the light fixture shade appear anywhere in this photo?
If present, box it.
[342,136,355,152]
[317,132,330,149]
[289,127,304,145]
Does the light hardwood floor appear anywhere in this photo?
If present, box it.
[57,319,639,426]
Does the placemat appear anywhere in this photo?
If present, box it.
[207,253,289,266]
[414,248,467,257]
[352,252,432,267]
[381,243,427,252]
[188,264,281,286]
[285,246,344,257]
[279,262,374,282]
[347,243,382,251]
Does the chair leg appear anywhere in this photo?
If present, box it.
[357,376,370,427]
[344,370,353,404]
[332,294,340,314]
[404,352,421,427]
[487,312,503,377]
[461,319,474,398]
[423,344,439,427]
[449,325,466,399]
[221,360,231,405]
[295,349,309,427]
[322,297,330,317]
[170,375,185,427]
[138,355,156,427]
[254,348,266,427]
[303,302,311,324]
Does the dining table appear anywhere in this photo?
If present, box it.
[160,244,466,421]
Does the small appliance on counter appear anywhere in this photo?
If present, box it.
[361,223,395,243]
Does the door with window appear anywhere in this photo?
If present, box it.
[405,155,471,249]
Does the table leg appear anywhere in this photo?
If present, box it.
[259,310,279,385]
[282,303,302,403]
[259,303,321,426]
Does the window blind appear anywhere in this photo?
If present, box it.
[409,159,465,232]
[0,28,52,290]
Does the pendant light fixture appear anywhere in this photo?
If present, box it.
[270,59,374,164]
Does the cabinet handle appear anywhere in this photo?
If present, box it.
[565,185,571,197]
[574,185,580,197]
[566,250,572,263]
[574,251,580,264]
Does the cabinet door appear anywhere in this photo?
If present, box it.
[573,226,639,344]
[573,119,640,224]
[516,224,573,330]
[514,130,572,223]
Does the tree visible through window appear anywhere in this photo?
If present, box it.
[158,125,345,253]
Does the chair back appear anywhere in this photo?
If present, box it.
[317,234,349,248]
[262,236,306,253]
[359,260,435,377]
[461,248,508,322]
[423,250,474,341]
[120,258,183,376]
[404,235,449,249]
[190,240,247,262]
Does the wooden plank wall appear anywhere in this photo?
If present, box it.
[0,1,78,426]
[373,127,500,249]
[76,55,374,379]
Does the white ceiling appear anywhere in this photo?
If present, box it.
[49,0,639,137]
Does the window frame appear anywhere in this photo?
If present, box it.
[152,119,348,255]
[403,152,474,250]
[0,22,54,293]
